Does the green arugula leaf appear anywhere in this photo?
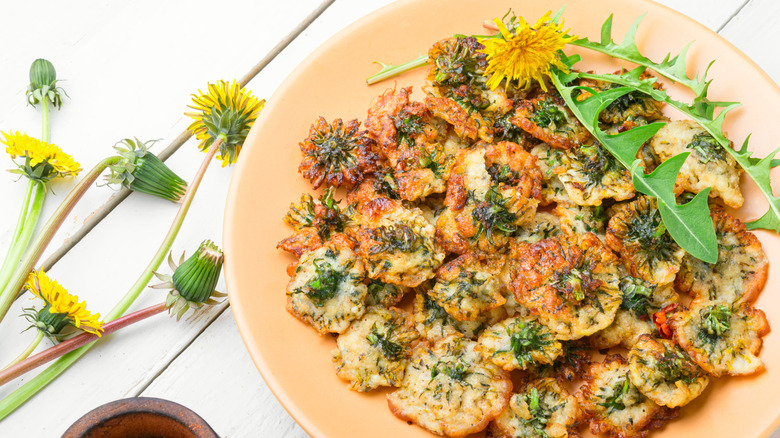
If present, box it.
[550,57,718,263]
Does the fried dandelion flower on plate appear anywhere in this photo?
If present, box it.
[186,80,265,167]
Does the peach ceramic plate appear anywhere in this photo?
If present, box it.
[224,0,780,437]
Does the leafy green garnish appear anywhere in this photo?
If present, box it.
[472,185,518,243]
[599,377,631,412]
[701,304,731,338]
[431,360,469,381]
[303,258,344,306]
[366,323,404,361]
[550,60,717,263]
[506,320,553,367]
[570,14,780,235]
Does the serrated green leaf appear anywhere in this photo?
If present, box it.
[657,189,717,263]
[550,66,717,261]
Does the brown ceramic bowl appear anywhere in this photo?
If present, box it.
[62,397,217,438]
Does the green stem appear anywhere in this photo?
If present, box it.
[2,331,44,371]
[0,142,219,420]
[41,98,50,143]
[366,55,428,85]
[0,180,37,291]
[0,157,121,324]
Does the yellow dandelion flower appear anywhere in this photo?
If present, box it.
[185,80,265,167]
[2,131,81,182]
[23,270,103,339]
[480,11,577,91]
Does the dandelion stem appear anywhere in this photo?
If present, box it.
[41,98,50,143]
[0,180,41,293]
[366,55,428,85]
[0,141,220,421]
[0,303,167,387]
[1,331,44,372]
[0,157,121,324]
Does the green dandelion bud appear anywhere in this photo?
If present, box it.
[151,240,226,320]
[26,58,67,109]
[105,138,188,203]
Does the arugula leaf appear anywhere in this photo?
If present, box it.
[570,14,780,233]
[550,56,718,263]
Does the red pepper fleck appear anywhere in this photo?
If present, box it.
[653,303,680,339]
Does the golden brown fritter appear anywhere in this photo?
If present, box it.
[676,206,768,305]
[606,196,685,285]
[387,334,513,437]
[650,120,743,208]
[414,286,507,342]
[355,200,445,287]
[628,335,709,408]
[277,189,356,257]
[488,378,581,438]
[578,355,678,438]
[298,117,379,189]
[556,142,635,206]
[589,275,679,350]
[332,306,419,392]
[508,233,622,340]
[364,87,458,201]
[670,301,770,377]
[285,244,367,335]
[512,94,591,150]
[425,36,513,143]
[436,145,540,254]
[476,315,562,371]
[429,253,506,321]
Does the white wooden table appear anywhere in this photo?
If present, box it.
[0,0,777,436]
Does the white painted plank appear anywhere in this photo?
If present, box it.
[719,0,780,84]
[654,0,745,30]
[0,0,327,435]
[140,309,310,438]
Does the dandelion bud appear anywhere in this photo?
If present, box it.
[26,58,67,109]
[151,240,226,320]
[106,138,188,203]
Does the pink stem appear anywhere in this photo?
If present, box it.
[0,302,167,387]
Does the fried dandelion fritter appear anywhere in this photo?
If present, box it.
[425,36,513,143]
[476,314,562,371]
[512,94,591,150]
[628,335,709,408]
[298,117,378,189]
[387,334,513,437]
[606,196,685,285]
[414,285,506,342]
[285,244,367,335]
[488,377,581,438]
[508,233,622,340]
[556,141,634,206]
[589,275,679,350]
[676,206,768,305]
[429,253,506,321]
[277,189,356,257]
[436,144,540,253]
[578,355,678,438]
[332,306,419,391]
[650,120,743,208]
[670,301,769,377]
